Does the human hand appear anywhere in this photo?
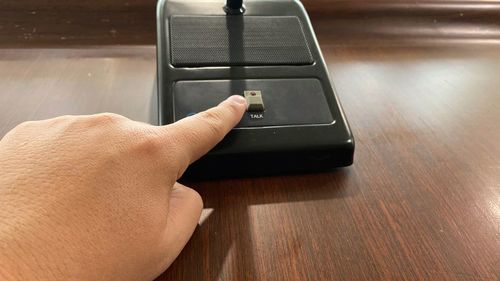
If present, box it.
[0,95,247,281]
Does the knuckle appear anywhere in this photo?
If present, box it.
[176,127,203,144]
[225,101,242,115]
[128,126,189,166]
[10,120,47,135]
[50,115,75,122]
[198,109,223,123]
[51,115,78,128]
[93,112,124,124]
[5,122,35,139]
[82,113,125,128]
[132,131,165,156]
[9,117,71,137]
[15,120,37,130]
[196,110,225,136]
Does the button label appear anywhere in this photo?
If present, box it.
[250,113,264,119]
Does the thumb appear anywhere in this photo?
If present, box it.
[158,182,203,270]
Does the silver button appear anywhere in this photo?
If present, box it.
[244,90,265,112]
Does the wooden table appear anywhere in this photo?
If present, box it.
[1,1,499,280]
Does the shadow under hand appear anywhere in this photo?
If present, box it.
[156,169,352,281]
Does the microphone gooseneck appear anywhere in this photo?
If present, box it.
[224,0,245,14]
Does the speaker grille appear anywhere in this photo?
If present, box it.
[169,16,314,67]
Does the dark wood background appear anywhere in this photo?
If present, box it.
[0,1,499,280]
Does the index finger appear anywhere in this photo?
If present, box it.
[161,95,247,174]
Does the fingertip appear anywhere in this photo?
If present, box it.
[224,95,247,105]
[220,95,248,113]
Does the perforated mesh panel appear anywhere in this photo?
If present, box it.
[169,16,314,67]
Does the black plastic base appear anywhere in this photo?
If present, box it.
[156,0,354,180]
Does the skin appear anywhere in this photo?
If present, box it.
[0,95,247,281]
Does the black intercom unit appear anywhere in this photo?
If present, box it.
[156,0,354,179]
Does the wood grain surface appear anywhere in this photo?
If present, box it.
[0,1,499,280]
[2,0,500,46]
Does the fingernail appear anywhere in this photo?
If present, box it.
[226,95,247,105]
